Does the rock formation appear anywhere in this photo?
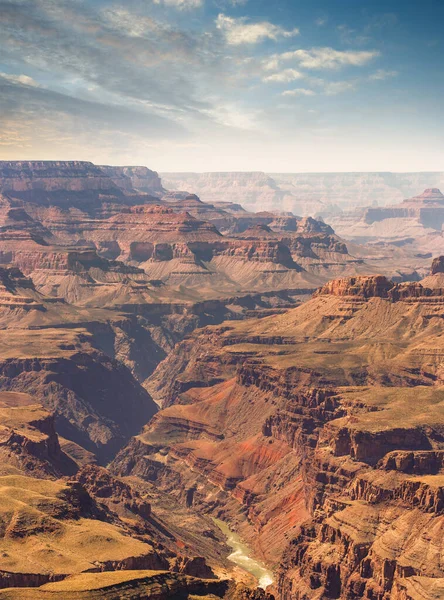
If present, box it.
[1,160,424,296]
[99,165,165,196]
[112,264,444,598]
[1,160,443,599]
[162,171,444,216]
[326,189,444,263]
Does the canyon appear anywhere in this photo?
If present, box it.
[0,160,442,599]
[161,172,444,216]
[328,188,444,252]
[113,265,444,599]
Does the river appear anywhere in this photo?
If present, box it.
[212,518,274,589]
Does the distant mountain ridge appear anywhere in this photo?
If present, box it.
[161,171,444,216]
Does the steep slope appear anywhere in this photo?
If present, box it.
[99,165,165,196]
[422,255,444,289]
[161,172,293,215]
[0,572,273,600]
[327,189,444,252]
[272,173,444,213]
[0,161,425,296]
[0,326,157,462]
[162,172,444,215]
[112,266,444,599]
[0,393,272,598]
[0,391,78,478]
[0,161,157,216]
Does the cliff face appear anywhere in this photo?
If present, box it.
[161,172,290,215]
[327,189,444,261]
[0,394,247,595]
[0,161,159,215]
[364,188,444,230]
[0,391,77,478]
[431,255,444,275]
[0,161,415,297]
[112,271,444,598]
[0,161,117,194]
[0,327,158,463]
[162,172,444,215]
[99,165,165,196]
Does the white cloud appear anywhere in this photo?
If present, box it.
[204,102,261,130]
[0,73,40,87]
[103,8,158,37]
[282,88,315,97]
[315,17,327,26]
[282,79,356,97]
[369,69,398,80]
[268,47,380,70]
[153,0,204,9]
[321,80,356,95]
[216,14,299,45]
[263,69,304,83]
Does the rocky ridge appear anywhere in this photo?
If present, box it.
[327,189,444,263]
[111,263,444,599]
[161,172,444,215]
[0,161,443,599]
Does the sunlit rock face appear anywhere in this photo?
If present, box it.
[111,261,444,599]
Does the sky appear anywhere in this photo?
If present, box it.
[0,0,443,172]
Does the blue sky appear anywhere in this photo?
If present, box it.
[0,0,442,171]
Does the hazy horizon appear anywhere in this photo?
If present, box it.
[1,0,443,172]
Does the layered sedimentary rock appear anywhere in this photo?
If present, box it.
[327,190,444,263]
[364,188,444,229]
[21,203,326,296]
[0,571,274,599]
[112,264,444,598]
[99,165,165,196]
[161,172,293,215]
[2,158,444,599]
[0,326,157,462]
[0,161,116,195]
[0,161,425,295]
[0,391,77,478]
[0,161,158,216]
[0,392,273,597]
[162,172,444,215]
[272,173,444,212]
[0,387,261,595]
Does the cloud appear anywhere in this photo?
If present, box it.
[204,102,262,130]
[282,88,315,97]
[369,69,398,80]
[315,17,327,26]
[280,47,380,70]
[216,14,299,45]
[0,73,40,87]
[0,0,217,113]
[102,8,160,37]
[321,80,356,95]
[282,79,355,97]
[263,69,304,83]
[153,0,204,9]
[0,74,186,138]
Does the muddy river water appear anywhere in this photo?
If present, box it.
[213,518,274,589]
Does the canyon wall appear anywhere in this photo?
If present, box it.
[112,271,444,599]
[161,171,444,216]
